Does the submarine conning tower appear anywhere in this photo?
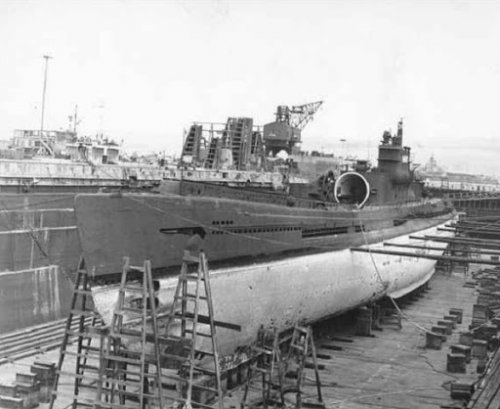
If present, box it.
[377,119,411,183]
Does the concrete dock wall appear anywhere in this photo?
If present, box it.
[0,194,83,333]
[0,265,74,332]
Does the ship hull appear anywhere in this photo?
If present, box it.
[73,190,454,354]
[74,192,453,278]
[91,217,452,355]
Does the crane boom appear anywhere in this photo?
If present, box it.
[263,101,324,156]
[275,101,323,131]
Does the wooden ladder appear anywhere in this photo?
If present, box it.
[48,256,101,409]
[163,251,225,409]
[284,325,324,409]
[240,327,285,409]
[93,258,164,409]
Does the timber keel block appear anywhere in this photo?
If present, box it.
[443,315,458,329]
[0,396,24,409]
[432,325,448,341]
[0,384,17,398]
[30,362,55,403]
[446,353,466,373]
[449,308,463,324]
[450,344,471,363]
[473,304,489,321]
[356,307,373,337]
[459,332,473,346]
[477,358,487,374]
[437,320,453,335]
[474,324,498,342]
[450,381,474,400]
[471,340,488,359]
[14,382,39,409]
[426,331,443,350]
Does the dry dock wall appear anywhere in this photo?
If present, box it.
[0,194,82,332]
[0,265,74,332]
[0,194,80,273]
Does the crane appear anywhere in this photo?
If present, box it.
[263,101,324,156]
[274,101,324,131]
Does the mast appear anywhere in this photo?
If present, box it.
[73,104,78,133]
[40,55,52,137]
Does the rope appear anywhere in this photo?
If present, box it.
[357,213,434,334]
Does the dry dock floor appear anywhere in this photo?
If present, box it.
[312,268,477,409]
[0,266,485,409]
[224,267,480,408]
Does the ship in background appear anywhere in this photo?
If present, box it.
[169,101,344,185]
[0,123,164,333]
[0,55,163,332]
[416,155,500,217]
[74,105,455,355]
[0,126,162,192]
[418,155,500,196]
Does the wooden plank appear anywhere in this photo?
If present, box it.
[350,247,500,265]
[174,312,241,331]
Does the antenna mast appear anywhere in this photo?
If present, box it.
[40,55,52,136]
[73,104,78,133]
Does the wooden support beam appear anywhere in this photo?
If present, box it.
[460,214,500,222]
[410,235,500,250]
[450,222,500,230]
[453,220,500,226]
[462,231,500,238]
[457,229,500,234]
[383,243,500,256]
[444,226,500,238]
[174,312,241,331]
[350,247,500,266]
[424,235,500,244]
[461,222,500,231]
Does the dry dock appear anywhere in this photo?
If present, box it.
[223,264,479,408]
[311,269,476,409]
[2,262,499,409]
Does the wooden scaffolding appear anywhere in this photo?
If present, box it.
[50,252,240,409]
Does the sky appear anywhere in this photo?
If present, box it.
[1,0,500,174]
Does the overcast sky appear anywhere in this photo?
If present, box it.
[1,0,500,174]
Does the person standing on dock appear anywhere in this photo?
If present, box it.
[183,227,207,262]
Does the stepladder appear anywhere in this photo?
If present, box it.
[94,258,165,409]
[48,256,102,409]
[283,325,324,409]
[163,251,223,408]
[241,325,325,409]
[161,251,241,409]
[240,327,285,409]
